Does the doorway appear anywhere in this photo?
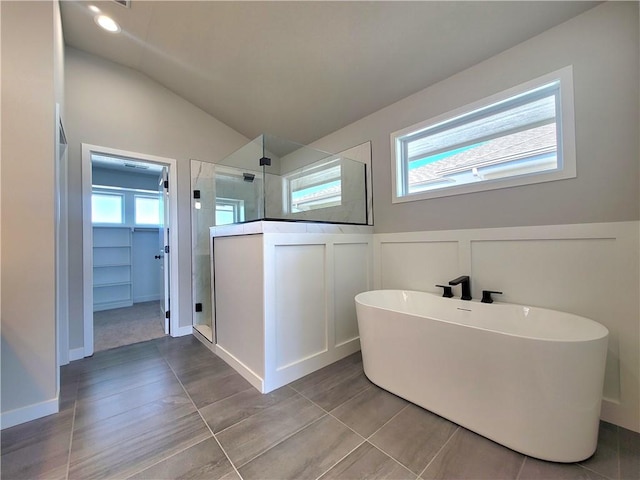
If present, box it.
[82,144,179,356]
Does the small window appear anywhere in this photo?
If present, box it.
[134,196,160,225]
[92,192,123,224]
[288,160,342,212]
[215,198,244,225]
[392,66,575,201]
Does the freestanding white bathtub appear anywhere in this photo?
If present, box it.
[355,290,609,462]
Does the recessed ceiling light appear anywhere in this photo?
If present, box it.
[88,5,100,13]
[94,15,121,33]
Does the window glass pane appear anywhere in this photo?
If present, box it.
[291,179,341,211]
[405,92,557,162]
[215,198,245,225]
[92,193,123,224]
[403,87,558,195]
[135,196,160,225]
[407,122,557,194]
[216,204,235,225]
[289,162,342,212]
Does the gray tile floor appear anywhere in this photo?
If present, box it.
[1,335,638,480]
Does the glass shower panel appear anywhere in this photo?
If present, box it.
[214,166,263,223]
[207,133,369,225]
[191,160,215,342]
[266,155,367,224]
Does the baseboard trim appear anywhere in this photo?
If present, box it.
[133,295,161,303]
[69,347,85,362]
[1,397,59,430]
[171,325,192,337]
[215,344,264,393]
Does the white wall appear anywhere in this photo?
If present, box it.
[307,2,639,433]
[310,2,639,233]
[65,48,249,349]
[1,1,61,427]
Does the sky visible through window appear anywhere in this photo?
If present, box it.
[92,193,122,224]
[409,143,481,169]
[135,197,160,225]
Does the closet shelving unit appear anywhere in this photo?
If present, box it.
[92,226,133,311]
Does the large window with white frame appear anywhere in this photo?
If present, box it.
[391,66,576,202]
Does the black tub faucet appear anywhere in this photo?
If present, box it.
[481,290,503,304]
[435,284,454,298]
[449,275,471,301]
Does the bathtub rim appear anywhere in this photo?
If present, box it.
[355,289,609,343]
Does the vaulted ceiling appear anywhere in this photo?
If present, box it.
[61,1,600,145]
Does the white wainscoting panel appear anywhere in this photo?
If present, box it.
[213,234,265,379]
[334,243,371,347]
[274,244,328,369]
[374,222,639,433]
[471,237,623,402]
[378,239,460,292]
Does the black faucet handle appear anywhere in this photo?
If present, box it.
[481,290,503,304]
[436,284,454,298]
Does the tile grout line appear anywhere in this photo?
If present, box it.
[417,426,460,479]
[578,423,621,480]
[292,384,417,480]
[119,351,241,480]
[65,380,79,480]
[212,385,299,437]
[365,403,410,441]
[364,441,423,480]
[577,463,618,480]
[235,412,331,470]
[616,424,621,480]
[229,374,370,473]
[108,348,206,479]
[313,439,367,480]
[162,353,245,480]
[515,455,527,480]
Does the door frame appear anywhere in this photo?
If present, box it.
[55,104,69,369]
[81,143,180,357]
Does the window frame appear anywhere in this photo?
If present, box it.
[215,197,245,225]
[391,66,576,203]
[134,194,161,226]
[91,190,125,225]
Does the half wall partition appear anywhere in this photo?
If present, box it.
[191,135,370,342]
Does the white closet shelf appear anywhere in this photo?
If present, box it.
[93,263,131,268]
[93,281,132,288]
[93,226,133,311]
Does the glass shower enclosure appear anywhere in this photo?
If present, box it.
[191,134,369,341]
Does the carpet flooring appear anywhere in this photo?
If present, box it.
[93,301,166,352]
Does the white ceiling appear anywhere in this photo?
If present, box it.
[61,0,600,146]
